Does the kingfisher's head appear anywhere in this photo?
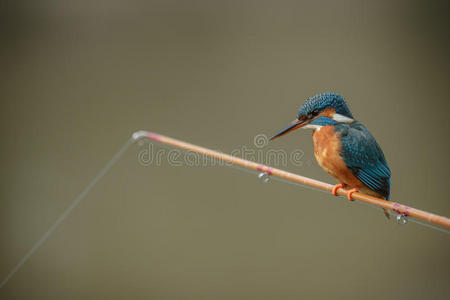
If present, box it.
[270,92,354,140]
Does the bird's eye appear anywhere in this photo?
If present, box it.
[312,109,319,115]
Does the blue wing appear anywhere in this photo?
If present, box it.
[335,122,391,199]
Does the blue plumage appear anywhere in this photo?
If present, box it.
[298,92,354,119]
[309,116,339,127]
[335,121,391,199]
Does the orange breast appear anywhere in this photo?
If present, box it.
[312,126,362,188]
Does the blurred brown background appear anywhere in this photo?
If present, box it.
[1,0,449,299]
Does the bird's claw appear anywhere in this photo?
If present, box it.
[331,183,345,196]
[346,188,359,201]
[332,184,359,201]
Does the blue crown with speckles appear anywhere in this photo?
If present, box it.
[297,92,353,119]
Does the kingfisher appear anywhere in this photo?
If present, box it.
[270,92,391,218]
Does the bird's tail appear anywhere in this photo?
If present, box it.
[382,208,390,219]
[384,189,391,219]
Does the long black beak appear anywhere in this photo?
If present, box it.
[269,119,307,141]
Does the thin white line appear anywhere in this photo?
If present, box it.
[3,134,448,290]
[0,138,133,289]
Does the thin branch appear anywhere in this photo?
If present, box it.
[133,130,450,229]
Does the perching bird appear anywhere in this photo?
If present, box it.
[270,92,391,218]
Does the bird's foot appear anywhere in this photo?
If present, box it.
[346,188,359,201]
[331,184,359,201]
[331,183,345,196]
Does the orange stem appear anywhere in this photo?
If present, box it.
[133,131,450,229]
